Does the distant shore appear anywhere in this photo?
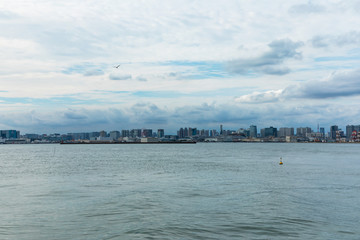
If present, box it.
[60,141,196,144]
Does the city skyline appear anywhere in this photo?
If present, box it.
[1,123,357,137]
[1,1,360,134]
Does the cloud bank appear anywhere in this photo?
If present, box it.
[226,39,303,75]
[235,69,360,103]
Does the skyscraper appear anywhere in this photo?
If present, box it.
[142,129,153,138]
[0,130,19,139]
[121,130,130,137]
[260,127,277,138]
[346,125,360,140]
[157,129,164,138]
[330,125,338,140]
[296,127,311,137]
[249,125,257,138]
[177,128,184,138]
[278,127,294,137]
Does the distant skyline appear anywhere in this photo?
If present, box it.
[1,1,360,134]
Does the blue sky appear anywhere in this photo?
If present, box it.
[1,0,360,134]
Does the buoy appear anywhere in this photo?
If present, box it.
[279,157,283,165]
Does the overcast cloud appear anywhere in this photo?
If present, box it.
[226,39,303,75]
[1,0,360,133]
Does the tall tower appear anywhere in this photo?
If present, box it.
[330,125,338,140]
[220,125,223,135]
[249,125,257,138]
[157,129,164,138]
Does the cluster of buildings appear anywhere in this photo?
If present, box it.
[175,124,360,143]
[1,124,360,144]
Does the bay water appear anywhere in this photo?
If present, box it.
[1,143,359,239]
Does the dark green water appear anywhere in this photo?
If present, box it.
[1,143,359,239]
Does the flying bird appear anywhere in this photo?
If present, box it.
[113,64,121,68]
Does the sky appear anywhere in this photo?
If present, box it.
[1,0,360,134]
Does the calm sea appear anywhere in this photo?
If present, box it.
[1,143,359,239]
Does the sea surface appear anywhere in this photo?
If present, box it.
[1,143,359,239]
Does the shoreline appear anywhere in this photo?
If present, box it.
[60,141,196,144]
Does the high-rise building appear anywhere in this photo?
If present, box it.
[157,129,164,138]
[109,131,120,140]
[177,128,184,138]
[89,132,100,138]
[142,129,153,138]
[346,125,360,140]
[260,127,277,138]
[130,129,142,138]
[210,129,218,137]
[184,128,188,137]
[249,125,257,138]
[278,127,294,137]
[336,130,345,141]
[69,132,90,140]
[0,130,19,139]
[330,125,338,140]
[204,130,209,137]
[296,127,311,137]
[121,130,130,137]
[188,127,197,136]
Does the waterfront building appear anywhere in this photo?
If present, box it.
[210,129,218,137]
[121,130,130,137]
[249,125,257,138]
[177,128,184,138]
[336,130,345,142]
[346,125,354,140]
[260,127,277,138]
[306,132,324,141]
[69,132,90,140]
[142,129,153,138]
[350,130,359,142]
[24,133,40,141]
[0,130,19,139]
[296,127,311,137]
[109,131,120,140]
[278,127,294,137]
[184,128,188,137]
[157,129,165,138]
[200,129,209,137]
[330,125,338,140]
[99,130,107,137]
[130,129,142,138]
[199,129,209,137]
[97,136,113,141]
[237,128,249,137]
[188,127,197,136]
[140,137,158,143]
[89,132,100,138]
[346,125,360,140]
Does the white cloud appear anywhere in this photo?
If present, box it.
[311,31,360,48]
[109,73,132,81]
[235,68,360,103]
[226,39,303,75]
[289,3,326,14]
[235,90,284,103]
